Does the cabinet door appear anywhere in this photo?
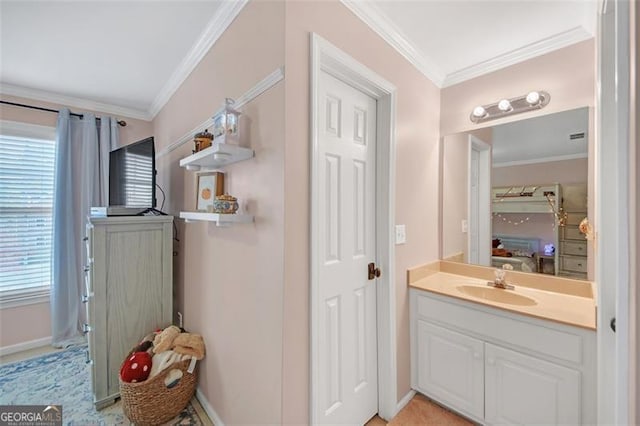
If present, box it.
[485,343,581,425]
[416,320,484,420]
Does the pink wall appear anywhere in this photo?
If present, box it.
[493,158,588,186]
[440,39,596,136]
[151,2,285,424]
[282,1,441,422]
[0,303,51,349]
[0,95,152,350]
[492,214,556,248]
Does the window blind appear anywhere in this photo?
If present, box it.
[0,134,56,299]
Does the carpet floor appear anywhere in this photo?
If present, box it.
[0,345,210,425]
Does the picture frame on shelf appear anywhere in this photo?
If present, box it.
[196,172,224,211]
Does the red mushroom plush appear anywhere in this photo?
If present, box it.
[120,351,152,383]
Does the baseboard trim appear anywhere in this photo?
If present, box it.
[0,336,51,356]
[196,387,224,426]
[396,389,416,415]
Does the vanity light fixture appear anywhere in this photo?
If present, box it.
[470,90,550,124]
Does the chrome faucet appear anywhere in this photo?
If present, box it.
[488,268,514,290]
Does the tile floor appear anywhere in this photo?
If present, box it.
[366,393,473,426]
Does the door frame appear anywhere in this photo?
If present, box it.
[310,33,398,423]
[467,135,491,266]
[597,0,633,423]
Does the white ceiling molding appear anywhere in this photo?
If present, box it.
[441,26,594,88]
[147,0,249,119]
[493,153,588,168]
[340,0,446,87]
[0,83,150,121]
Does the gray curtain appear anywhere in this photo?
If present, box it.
[51,109,118,347]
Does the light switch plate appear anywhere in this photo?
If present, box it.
[462,219,468,233]
[395,225,406,244]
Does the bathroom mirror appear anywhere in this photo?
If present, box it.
[441,107,593,280]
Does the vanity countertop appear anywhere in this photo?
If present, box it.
[409,270,596,330]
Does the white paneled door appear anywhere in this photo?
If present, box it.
[317,70,379,424]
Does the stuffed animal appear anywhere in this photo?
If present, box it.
[153,325,181,353]
[173,333,206,360]
[150,350,189,378]
[120,351,152,383]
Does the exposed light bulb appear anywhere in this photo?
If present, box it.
[526,91,541,105]
[498,99,512,112]
[472,106,486,118]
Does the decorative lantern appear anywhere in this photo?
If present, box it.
[212,98,241,144]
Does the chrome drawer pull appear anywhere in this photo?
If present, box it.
[82,323,92,334]
[82,236,89,242]
[85,350,93,365]
[82,294,90,303]
[83,265,91,272]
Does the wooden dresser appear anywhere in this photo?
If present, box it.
[84,215,173,409]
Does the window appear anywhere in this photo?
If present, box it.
[0,121,56,307]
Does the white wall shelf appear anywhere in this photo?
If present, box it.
[179,138,254,171]
[179,211,254,227]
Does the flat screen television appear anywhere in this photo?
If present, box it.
[109,137,156,209]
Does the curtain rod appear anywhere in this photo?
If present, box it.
[0,100,127,127]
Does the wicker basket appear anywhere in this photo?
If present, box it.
[119,358,197,425]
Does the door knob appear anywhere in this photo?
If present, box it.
[368,263,381,280]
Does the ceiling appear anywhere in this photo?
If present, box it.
[0,0,597,121]
[492,107,589,166]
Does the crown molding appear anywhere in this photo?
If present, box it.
[493,153,588,168]
[0,83,150,121]
[442,26,594,87]
[147,0,249,119]
[340,0,446,87]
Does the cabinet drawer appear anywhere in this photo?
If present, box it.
[414,292,584,364]
[560,256,587,273]
[561,241,587,256]
[561,226,583,240]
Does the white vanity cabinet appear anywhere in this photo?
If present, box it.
[410,288,596,425]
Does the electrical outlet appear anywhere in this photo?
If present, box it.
[177,312,183,328]
[395,224,406,244]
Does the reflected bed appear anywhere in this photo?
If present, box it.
[491,235,540,273]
